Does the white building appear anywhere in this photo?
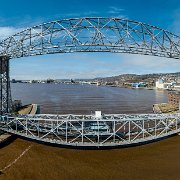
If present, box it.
[155,79,172,89]
[174,84,180,90]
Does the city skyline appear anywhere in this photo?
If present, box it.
[0,0,179,79]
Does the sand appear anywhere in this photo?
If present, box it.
[1,136,180,180]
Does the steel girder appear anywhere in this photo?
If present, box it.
[0,113,180,147]
[0,56,11,115]
[0,17,179,59]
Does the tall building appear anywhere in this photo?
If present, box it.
[168,91,180,106]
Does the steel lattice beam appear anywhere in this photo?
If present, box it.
[0,17,180,148]
[0,56,11,115]
[0,113,180,147]
[0,17,179,59]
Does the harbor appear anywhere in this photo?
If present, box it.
[1,136,180,179]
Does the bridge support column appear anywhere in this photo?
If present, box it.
[0,56,11,115]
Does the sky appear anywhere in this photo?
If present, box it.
[0,0,179,79]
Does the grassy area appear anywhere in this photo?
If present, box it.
[1,136,180,179]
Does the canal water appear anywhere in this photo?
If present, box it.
[11,83,168,114]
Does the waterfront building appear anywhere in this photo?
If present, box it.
[132,82,147,88]
[155,79,174,89]
[174,84,180,90]
[168,91,180,106]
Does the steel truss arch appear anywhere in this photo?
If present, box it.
[0,113,180,148]
[0,17,180,148]
[0,17,179,59]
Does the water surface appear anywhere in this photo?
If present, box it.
[11,83,168,114]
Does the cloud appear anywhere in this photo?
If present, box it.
[0,8,127,42]
[0,16,46,41]
[55,7,126,19]
[55,11,99,19]
[10,51,180,80]
[108,6,124,14]
[107,6,127,19]
[119,54,180,74]
[0,26,23,41]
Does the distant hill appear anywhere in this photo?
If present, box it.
[94,72,180,87]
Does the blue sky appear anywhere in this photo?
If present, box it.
[0,0,179,79]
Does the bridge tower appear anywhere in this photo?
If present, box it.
[0,56,11,115]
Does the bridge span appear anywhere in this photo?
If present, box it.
[0,17,180,148]
[0,113,180,148]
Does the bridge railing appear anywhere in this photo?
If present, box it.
[0,113,180,147]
